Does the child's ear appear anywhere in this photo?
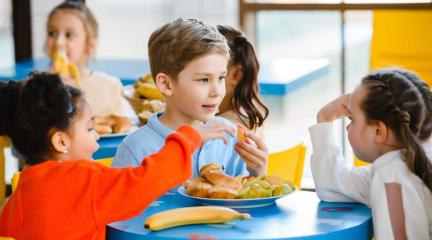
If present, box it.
[87,38,98,59]
[155,73,173,96]
[51,131,70,154]
[374,121,389,144]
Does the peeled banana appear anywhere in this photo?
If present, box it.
[144,206,251,231]
[51,48,81,87]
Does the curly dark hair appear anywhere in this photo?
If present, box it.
[217,25,269,130]
[0,72,83,165]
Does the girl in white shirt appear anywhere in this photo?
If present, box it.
[310,69,432,239]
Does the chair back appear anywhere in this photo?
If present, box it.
[354,157,370,167]
[0,136,11,205]
[95,157,113,167]
[267,143,306,188]
[370,10,432,86]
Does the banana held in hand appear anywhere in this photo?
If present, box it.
[51,48,81,87]
[144,206,251,231]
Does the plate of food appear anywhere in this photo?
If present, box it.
[93,115,134,139]
[178,163,296,208]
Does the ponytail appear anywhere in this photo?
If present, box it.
[400,123,432,192]
[217,25,269,130]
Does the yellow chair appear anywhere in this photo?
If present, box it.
[0,237,15,240]
[354,156,370,167]
[95,157,113,167]
[370,10,432,87]
[267,143,306,189]
[0,136,11,206]
[11,158,113,193]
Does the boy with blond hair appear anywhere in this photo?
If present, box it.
[113,18,266,177]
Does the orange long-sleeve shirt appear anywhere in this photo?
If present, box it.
[0,126,200,240]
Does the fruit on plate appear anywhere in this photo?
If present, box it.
[144,206,251,231]
[134,72,164,100]
[137,82,164,100]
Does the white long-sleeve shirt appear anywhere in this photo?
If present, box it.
[309,122,432,240]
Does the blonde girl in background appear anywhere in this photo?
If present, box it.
[310,69,432,239]
[44,0,133,118]
[217,25,269,173]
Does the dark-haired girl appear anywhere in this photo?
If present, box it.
[0,73,234,239]
[310,69,432,239]
[217,25,270,176]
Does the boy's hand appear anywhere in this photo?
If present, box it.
[192,120,234,144]
[317,94,351,123]
[235,128,268,177]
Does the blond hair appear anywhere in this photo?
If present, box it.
[148,18,230,80]
[47,1,98,40]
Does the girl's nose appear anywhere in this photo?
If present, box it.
[55,34,66,48]
[210,80,225,97]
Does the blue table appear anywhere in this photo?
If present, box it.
[0,58,329,96]
[107,191,373,240]
[93,136,125,160]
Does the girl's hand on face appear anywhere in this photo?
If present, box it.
[235,130,268,177]
[192,120,235,144]
[317,94,351,123]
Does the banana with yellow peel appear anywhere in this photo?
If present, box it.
[144,206,251,231]
[137,82,165,100]
[51,49,81,87]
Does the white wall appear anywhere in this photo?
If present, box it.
[31,0,238,59]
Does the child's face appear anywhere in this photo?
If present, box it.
[67,100,99,160]
[169,53,228,123]
[45,10,90,68]
[346,86,380,162]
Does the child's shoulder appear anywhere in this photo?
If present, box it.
[211,116,236,128]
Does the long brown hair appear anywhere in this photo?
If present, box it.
[361,69,432,192]
[217,25,269,130]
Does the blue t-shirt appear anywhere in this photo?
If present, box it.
[112,112,249,177]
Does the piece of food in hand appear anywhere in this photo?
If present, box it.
[208,185,237,199]
[237,124,246,142]
[199,163,223,178]
[144,206,251,231]
[205,170,242,191]
[51,48,80,87]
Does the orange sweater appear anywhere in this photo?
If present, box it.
[0,126,200,240]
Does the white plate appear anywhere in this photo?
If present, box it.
[99,132,128,139]
[178,186,295,208]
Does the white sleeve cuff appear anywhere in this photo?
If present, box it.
[309,122,338,153]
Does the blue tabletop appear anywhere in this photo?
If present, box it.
[107,191,373,240]
[0,58,329,96]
